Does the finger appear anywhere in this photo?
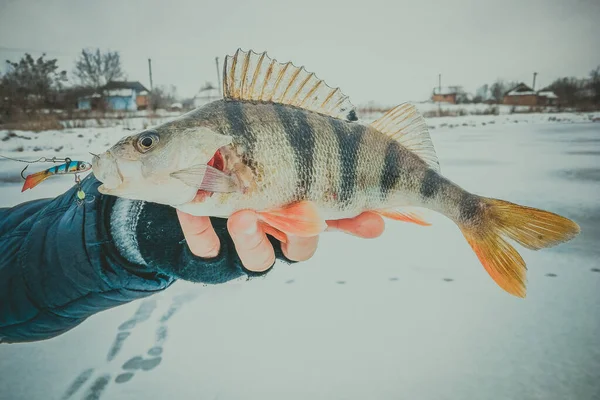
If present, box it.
[176,210,220,258]
[228,210,275,272]
[282,234,319,262]
[326,212,385,239]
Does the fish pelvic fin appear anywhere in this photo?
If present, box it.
[258,201,327,238]
[21,171,50,192]
[460,197,580,298]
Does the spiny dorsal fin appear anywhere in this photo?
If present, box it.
[223,49,358,121]
[371,103,440,172]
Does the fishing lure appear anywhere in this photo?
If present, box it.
[21,159,92,192]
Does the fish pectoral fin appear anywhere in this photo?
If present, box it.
[258,201,327,238]
[375,208,431,226]
[171,165,240,193]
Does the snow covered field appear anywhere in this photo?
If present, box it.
[0,113,599,400]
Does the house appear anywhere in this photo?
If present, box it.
[503,83,559,106]
[432,86,459,104]
[503,83,538,106]
[103,81,150,111]
[77,81,150,111]
[193,82,220,109]
[536,88,559,106]
[432,86,470,104]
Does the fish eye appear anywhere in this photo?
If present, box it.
[136,131,159,153]
[79,162,88,170]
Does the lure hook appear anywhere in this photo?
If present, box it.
[20,165,29,180]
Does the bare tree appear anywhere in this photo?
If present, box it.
[489,80,519,104]
[0,53,66,117]
[490,80,507,104]
[150,84,179,111]
[73,48,124,88]
[548,77,581,107]
[590,66,600,105]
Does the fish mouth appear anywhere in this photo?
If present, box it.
[92,151,124,189]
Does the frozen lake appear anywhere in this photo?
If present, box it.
[1,114,599,400]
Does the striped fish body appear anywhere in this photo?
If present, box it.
[177,100,447,221]
[93,49,580,298]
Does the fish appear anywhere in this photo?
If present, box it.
[22,160,92,192]
[92,49,580,297]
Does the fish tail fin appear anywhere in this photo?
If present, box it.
[458,197,580,298]
[21,171,50,192]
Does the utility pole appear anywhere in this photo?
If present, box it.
[437,73,442,115]
[148,58,154,111]
[532,72,538,91]
[148,58,154,91]
[215,57,221,97]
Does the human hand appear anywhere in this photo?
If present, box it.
[176,210,385,273]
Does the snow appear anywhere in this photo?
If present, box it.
[432,86,461,95]
[538,91,558,99]
[506,90,536,96]
[1,113,600,400]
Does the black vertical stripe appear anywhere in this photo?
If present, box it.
[331,119,364,205]
[380,141,402,201]
[273,104,315,199]
[420,168,442,199]
[459,192,481,222]
[223,101,255,163]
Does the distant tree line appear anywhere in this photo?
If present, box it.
[471,67,600,109]
[0,49,185,125]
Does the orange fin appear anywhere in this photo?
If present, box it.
[21,171,50,192]
[258,221,288,243]
[258,201,327,237]
[375,208,431,226]
[459,197,580,298]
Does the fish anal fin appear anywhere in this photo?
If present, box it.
[258,201,327,237]
[258,221,288,243]
[371,103,440,172]
[375,208,431,226]
[223,49,357,121]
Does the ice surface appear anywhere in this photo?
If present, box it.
[0,114,599,400]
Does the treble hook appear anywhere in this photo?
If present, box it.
[20,165,29,180]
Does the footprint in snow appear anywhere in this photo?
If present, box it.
[60,368,94,400]
[62,290,200,398]
[107,299,157,362]
[82,374,111,400]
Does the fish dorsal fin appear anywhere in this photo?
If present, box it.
[371,103,440,172]
[223,49,358,121]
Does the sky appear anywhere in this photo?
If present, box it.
[0,0,599,106]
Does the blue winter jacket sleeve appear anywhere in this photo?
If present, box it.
[0,175,289,344]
